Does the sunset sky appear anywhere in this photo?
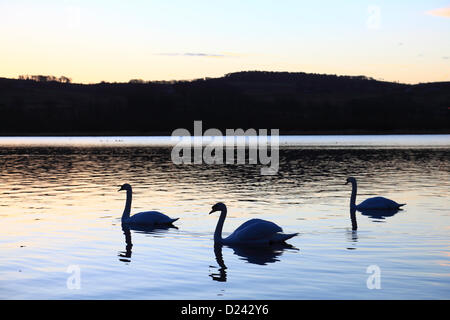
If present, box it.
[0,0,449,84]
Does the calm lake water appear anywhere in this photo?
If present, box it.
[0,135,449,299]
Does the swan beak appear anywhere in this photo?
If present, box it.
[118,187,123,192]
[209,209,215,215]
[345,181,349,185]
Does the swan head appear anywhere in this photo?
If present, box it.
[345,177,356,185]
[118,183,132,192]
[209,202,227,214]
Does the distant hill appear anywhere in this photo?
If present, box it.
[0,71,449,135]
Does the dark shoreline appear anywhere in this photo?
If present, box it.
[1,71,449,135]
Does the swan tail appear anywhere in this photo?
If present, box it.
[283,233,299,241]
[170,218,179,224]
[270,232,298,244]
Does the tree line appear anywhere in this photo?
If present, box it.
[18,75,72,83]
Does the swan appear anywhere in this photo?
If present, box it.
[118,183,179,225]
[209,202,298,246]
[346,177,406,211]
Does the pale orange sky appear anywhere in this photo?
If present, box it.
[0,1,449,84]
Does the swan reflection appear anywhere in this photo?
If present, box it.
[210,243,298,282]
[118,223,177,263]
[209,244,227,282]
[118,225,133,262]
[349,205,401,231]
[359,208,400,220]
[346,209,358,250]
[346,206,401,249]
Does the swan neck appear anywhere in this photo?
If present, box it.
[214,209,227,243]
[350,181,357,208]
[122,189,132,221]
[350,208,358,231]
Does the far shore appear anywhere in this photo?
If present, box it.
[1,129,449,137]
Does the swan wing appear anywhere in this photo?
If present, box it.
[234,219,273,232]
[228,219,283,242]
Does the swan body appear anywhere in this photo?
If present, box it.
[356,197,403,210]
[123,210,178,225]
[209,202,298,246]
[119,183,179,225]
[346,177,405,210]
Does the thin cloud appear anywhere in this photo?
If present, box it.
[426,7,450,17]
[184,53,224,57]
[155,52,235,58]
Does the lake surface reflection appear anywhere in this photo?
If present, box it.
[0,144,449,299]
